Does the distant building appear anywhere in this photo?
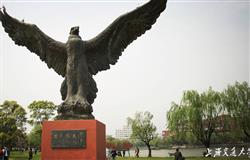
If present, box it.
[115,125,132,139]
[162,130,174,138]
[204,114,237,132]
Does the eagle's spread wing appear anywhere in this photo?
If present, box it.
[0,7,67,77]
[85,0,167,75]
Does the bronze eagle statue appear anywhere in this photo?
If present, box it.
[0,0,167,119]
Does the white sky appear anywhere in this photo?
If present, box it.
[0,0,249,136]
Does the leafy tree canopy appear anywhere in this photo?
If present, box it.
[167,88,222,148]
[0,100,27,130]
[28,124,42,149]
[0,101,28,148]
[221,81,250,139]
[28,100,56,125]
[127,111,157,157]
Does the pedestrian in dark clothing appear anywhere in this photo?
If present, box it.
[169,148,185,160]
[135,147,139,157]
[122,150,125,157]
[28,148,33,160]
[0,147,4,160]
[111,149,117,160]
[3,147,10,160]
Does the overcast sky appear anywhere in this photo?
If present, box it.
[0,0,249,135]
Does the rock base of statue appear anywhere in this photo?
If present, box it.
[41,120,106,160]
[56,102,95,119]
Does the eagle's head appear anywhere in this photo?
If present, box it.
[70,26,79,36]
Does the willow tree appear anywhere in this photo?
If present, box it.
[221,81,250,139]
[127,111,157,157]
[167,102,188,144]
[167,88,222,148]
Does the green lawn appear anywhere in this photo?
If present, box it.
[9,151,40,160]
[9,152,249,160]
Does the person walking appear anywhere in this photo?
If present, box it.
[135,147,139,157]
[28,148,33,160]
[122,150,125,157]
[3,147,10,160]
[0,147,4,160]
[111,149,117,160]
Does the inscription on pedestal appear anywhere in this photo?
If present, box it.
[51,130,86,148]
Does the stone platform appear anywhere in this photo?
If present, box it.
[41,120,106,160]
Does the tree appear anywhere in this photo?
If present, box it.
[167,88,222,148]
[28,100,56,125]
[221,81,250,140]
[106,135,116,149]
[28,124,42,149]
[167,102,188,145]
[0,100,27,130]
[150,135,169,149]
[106,136,133,152]
[27,100,56,148]
[0,112,17,147]
[127,111,157,157]
[121,140,133,151]
[0,101,28,148]
[13,129,28,149]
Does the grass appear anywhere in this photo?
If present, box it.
[9,151,40,160]
[9,151,249,160]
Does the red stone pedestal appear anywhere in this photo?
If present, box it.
[41,120,106,160]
